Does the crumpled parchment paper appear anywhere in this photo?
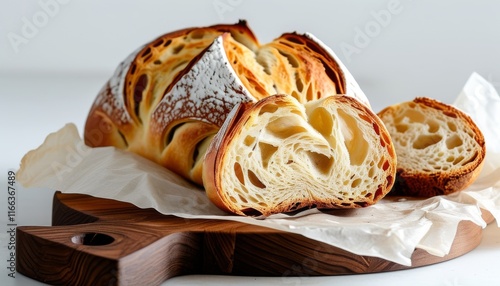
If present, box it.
[18,72,500,266]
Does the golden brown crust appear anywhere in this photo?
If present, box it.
[378,97,486,197]
[84,22,259,185]
[278,33,346,94]
[160,121,219,183]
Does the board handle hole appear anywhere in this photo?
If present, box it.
[71,232,115,246]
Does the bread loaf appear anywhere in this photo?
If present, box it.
[377,97,486,197]
[84,21,368,185]
[203,94,396,216]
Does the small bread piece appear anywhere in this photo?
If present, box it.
[203,95,396,216]
[377,97,486,197]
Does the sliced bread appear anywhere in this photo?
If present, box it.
[377,97,486,197]
[203,94,396,216]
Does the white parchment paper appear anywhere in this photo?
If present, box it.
[17,73,500,266]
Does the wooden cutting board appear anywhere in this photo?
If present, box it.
[16,191,491,286]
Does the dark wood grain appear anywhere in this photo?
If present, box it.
[16,192,488,286]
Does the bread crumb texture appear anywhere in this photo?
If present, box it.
[378,97,485,197]
[210,95,396,216]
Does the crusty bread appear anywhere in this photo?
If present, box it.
[84,21,368,186]
[377,97,486,197]
[203,94,396,216]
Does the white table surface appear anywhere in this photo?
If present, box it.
[1,1,500,285]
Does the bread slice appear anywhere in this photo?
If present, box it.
[84,21,369,186]
[203,95,396,216]
[377,97,486,197]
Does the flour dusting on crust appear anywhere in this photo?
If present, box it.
[151,36,256,133]
[94,46,144,125]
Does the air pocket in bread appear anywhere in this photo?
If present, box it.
[377,97,486,197]
[203,94,396,216]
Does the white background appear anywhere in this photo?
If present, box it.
[1,0,500,285]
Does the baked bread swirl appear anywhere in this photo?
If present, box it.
[377,97,486,197]
[84,21,368,185]
[203,94,397,216]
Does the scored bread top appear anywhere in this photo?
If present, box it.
[203,95,396,216]
[85,22,258,184]
[377,97,486,197]
[84,21,369,185]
